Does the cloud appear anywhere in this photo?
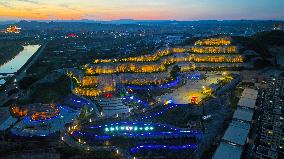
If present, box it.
[58,3,79,11]
[0,0,40,8]
[0,1,13,8]
[58,3,72,9]
[16,0,39,4]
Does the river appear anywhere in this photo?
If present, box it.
[0,45,41,84]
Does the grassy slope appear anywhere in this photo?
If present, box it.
[19,75,71,104]
[0,41,24,66]
[233,30,284,57]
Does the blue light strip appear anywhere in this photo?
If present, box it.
[95,135,111,140]
[59,105,75,113]
[73,130,199,142]
[104,131,198,138]
[75,122,201,140]
[72,131,111,140]
[130,144,198,153]
[23,114,59,124]
[89,122,199,133]
[187,73,201,80]
[22,105,73,124]
[105,125,154,132]
[71,98,91,105]
[136,103,192,121]
[88,122,182,132]
[126,77,181,91]
[122,95,149,109]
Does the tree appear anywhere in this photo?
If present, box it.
[18,76,39,90]
[170,65,181,79]
[78,106,92,119]
[253,59,272,69]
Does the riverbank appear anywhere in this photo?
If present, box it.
[0,42,24,67]
[0,45,42,101]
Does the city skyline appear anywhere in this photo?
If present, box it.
[0,0,284,21]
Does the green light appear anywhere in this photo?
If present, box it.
[106,125,153,132]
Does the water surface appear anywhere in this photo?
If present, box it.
[0,45,41,84]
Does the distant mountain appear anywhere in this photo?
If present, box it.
[108,19,137,24]
[0,20,283,33]
[0,19,283,26]
[0,20,18,25]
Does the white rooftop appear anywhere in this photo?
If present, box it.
[222,121,251,146]
[233,108,254,122]
[238,97,256,109]
[241,88,258,100]
[98,97,130,117]
[213,142,243,159]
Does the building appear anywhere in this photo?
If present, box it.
[237,88,258,110]
[6,25,21,33]
[273,23,284,31]
[213,142,243,159]
[233,107,254,123]
[241,88,258,100]
[213,121,251,159]
[254,77,284,158]
[237,98,256,109]
[255,145,278,159]
[97,97,131,117]
[214,87,258,159]
[222,121,251,146]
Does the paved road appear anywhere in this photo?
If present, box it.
[15,43,47,81]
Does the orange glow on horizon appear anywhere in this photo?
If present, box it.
[0,1,176,21]
[0,0,282,21]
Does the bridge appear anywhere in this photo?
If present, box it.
[0,73,15,76]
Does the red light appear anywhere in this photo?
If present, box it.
[191,96,198,104]
[128,88,133,93]
[67,33,78,38]
[104,93,113,98]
